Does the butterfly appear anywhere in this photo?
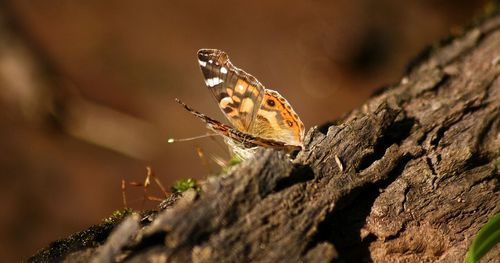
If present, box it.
[176,49,305,159]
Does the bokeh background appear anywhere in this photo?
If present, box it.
[0,0,489,261]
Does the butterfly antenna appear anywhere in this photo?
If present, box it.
[168,133,220,143]
[175,98,204,118]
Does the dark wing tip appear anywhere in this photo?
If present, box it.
[197,49,215,61]
[197,49,228,64]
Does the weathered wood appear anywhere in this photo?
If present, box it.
[30,12,500,263]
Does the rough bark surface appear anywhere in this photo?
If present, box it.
[31,13,500,263]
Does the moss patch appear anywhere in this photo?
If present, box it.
[28,209,133,262]
[171,178,198,193]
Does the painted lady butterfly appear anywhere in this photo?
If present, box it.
[176,49,305,159]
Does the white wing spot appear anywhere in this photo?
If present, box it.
[206,77,224,87]
[220,67,228,74]
[198,60,207,67]
[219,97,233,108]
[208,59,213,64]
[236,84,246,94]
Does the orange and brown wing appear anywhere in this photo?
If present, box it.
[175,99,300,151]
[198,49,264,132]
[248,90,305,147]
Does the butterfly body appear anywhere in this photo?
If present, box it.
[179,49,304,159]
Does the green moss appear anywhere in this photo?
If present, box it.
[221,154,243,173]
[102,208,133,225]
[28,223,115,262]
[29,208,135,261]
[171,178,198,193]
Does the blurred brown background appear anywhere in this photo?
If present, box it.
[0,0,488,261]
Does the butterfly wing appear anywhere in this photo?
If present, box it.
[198,49,264,132]
[248,90,305,147]
[196,49,305,149]
[175,99,300,151]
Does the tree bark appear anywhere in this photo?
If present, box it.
[31,12,500,263]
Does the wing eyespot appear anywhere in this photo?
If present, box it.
[266,99,275,107]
